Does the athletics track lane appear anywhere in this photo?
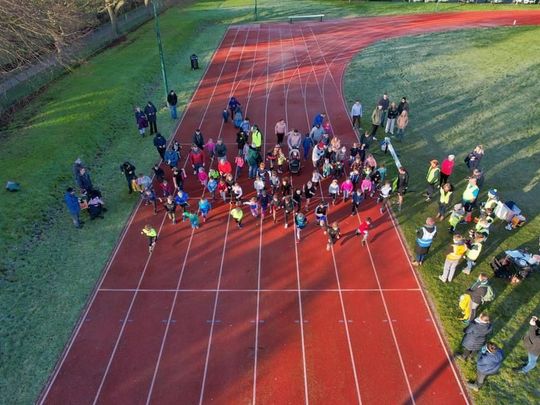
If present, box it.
[39,10,540,405]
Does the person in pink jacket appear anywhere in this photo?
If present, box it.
[340,178,354,202]
[360,177,373,198]
[440,154,455,186]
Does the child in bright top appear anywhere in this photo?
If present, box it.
[197,167,209,186]
[230,203,244,228]
[242,197,258,218]
[198,197,211,223]
[378,181,392,214]
[328,179,340,205]
[217,179,228,203]
[311,169,322,190]
[340,178,354,202]
[322,158,333,178]
[360,176,373,198]
[355,217,372,246]
[295,212,308,242]
[439,234,468,282]
[207,178,218,200]
[253,176,265,196]
[276,148,287,174]
[204,138,215,158]
[218,158,232,177]
[141,224,157,252]
[449,203,465,234]
[182,210,200,229]
[234,152,245,178]
[174,190,189,213]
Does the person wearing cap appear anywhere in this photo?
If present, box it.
[413,217,437,266]
[440,154,455,186]
[425,160,440,202]
[482,189,499,213]
[467,342,503,391]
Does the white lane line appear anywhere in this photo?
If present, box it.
[98,288,422,293]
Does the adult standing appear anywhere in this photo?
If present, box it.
[412,217,437,266]
[135,106,148,136]
[275,119,287,145]
[214,138,227,160]
[120,161,137,193]
[77,167,93,194]
[309,124,324,144]
[515,316,540,374]
[457,313,492,361]
[370,105,383,136]
[440,154,455,186]
[397,96,410,115]
[462,177,480,222]
[228,96,240,117]
[144,101,158,135]
[467,343,503,391]
[247,144,261,179]
[396,110,409,142]
[425,159,440,202]
[250,125,263,151]
[465,145,484,172]
[287,129,302,151]
[167,90,178,119]
[192,128,205,150]
[64,187,82,228]
[377,93,390,127]
[385,102,399,136]
[236,130,248,152]
[350,100,363,129]
[189,146,205,174]
[153,132,167,160]
[464,273,491,322]
[395,166,409,212]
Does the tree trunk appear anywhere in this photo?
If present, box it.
[105,4,119,38]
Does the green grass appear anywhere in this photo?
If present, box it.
[1,0,539,403]
[344,26,540,404]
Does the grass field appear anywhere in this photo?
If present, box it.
[1,0,539,403]
[344,26,540,404]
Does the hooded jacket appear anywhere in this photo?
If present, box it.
[462,319,493,351]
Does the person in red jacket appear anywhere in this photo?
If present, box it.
[355,216,372,246]
[440,154,455,186]
[218,158,233,177]
[189,145,205,174]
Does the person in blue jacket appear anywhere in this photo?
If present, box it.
[312,112,326,128]
[64,187,82,228]
[467,342,503,391]
[174,190,189,213]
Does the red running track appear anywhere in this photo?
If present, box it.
[39,11,540,405]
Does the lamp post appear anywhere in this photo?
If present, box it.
[151,0,169,100]
[254,0,258,21]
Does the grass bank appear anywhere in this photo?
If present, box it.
[344,26,540,404]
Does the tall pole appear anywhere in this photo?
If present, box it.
[254,0,258,21]
[152,0,169,100]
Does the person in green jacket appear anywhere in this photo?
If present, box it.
[141,224,157,252]
[425,159,440,202]
[230,203,244,229]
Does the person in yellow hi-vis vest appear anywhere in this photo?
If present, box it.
[439,233,468,282]
[250,125,263,151]
[462,233,484,275]
[425,159,440,202]
[141,224,157,253]
[230,203,244,229]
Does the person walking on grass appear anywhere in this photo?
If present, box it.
[456,313,492,362]
[467,342,503,392]
[461,273,492,323]
[153,132,167,160]
[230,203,244,229]
[64,187,83,229]
[465,144,484,173]
[439,233,468,283]
[412,217,437,266]
[141,224,157,253]
[355,217,372,246]
[440,154,455,186]
[144,101,158,135]
[370,105,383,136]
[324,221,341,251]
[198,197,211,223]
[425,160,440,202]
[515,316,540,374]
[295,212,308,242]
[396,110,408,142]
[167,90,178,119]
[351,100,363,129]
[462,177,480,223]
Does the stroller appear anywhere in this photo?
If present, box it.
[289,148,301,174]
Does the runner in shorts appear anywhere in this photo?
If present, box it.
[324,221,341,251]
[355,217,372,246]
[315,200,329,227]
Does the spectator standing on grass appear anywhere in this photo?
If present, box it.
[425,160,440,202]
[396,110,408,142]
[440,154,455,186]
[439,233,467,283]
[397,97,409,115]
[192,129,205,150]
[77,167,93,194]
[153,132,167,160]
[467,343,503,392]
[360,131,376,150]
[385,102,398,136]
[436,183,453,221]
[412,217,437,266]
[72,158,85,184]
[144,101,158,135]
[462,273,492,323]
[167,90,178,119]
[351,100,363,129]
[465,145,484,173]
[370,105,383,136]
[472,168,485,190]
[515,316,540,374]
[457,313,492,362]
[64,187,82,229]
[462,232,484,275]
[394,166,409,212]
[462,178,480,223]
[120,161,137,193]
[275,119,287,145]
[378,93,390,127]
[135,106,148,136]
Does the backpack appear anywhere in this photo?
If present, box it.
[481,285,495,303]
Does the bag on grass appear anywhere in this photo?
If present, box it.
[5,181,21,192]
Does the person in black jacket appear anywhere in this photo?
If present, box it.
[167,90,178,119]
[144,101,158,134]
[214,138,227,160]
[457,313,492,361]
[516,316,540,374]
[153,132,167,160]
[120,161,137,193]
[395,166,409,212]
[192,129,205,150]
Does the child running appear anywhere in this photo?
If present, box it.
[281,195,295,229]
[329,179,340,205]
[340,178,354,202]
[141,224,157,253]
[303,181,316,211]
[258,189,271,219]
[198,197,211,222]
[230,203,244,229]
[244,197,260,218]
[270,193,281,223]
[324,221,341,251]
[311,169,322,190]
[163,195,177,224]
[295,212,308,242]
[182,210,200,229]
[378,181,392,214]
[315,200,329,227]
[355,216,372,246]
[207,177,218,200]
